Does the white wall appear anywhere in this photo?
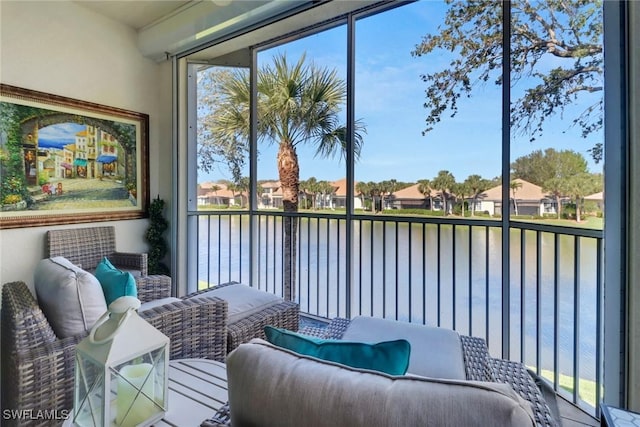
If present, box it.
[0,1,173,290]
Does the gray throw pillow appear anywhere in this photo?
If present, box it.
[34,256,108,338]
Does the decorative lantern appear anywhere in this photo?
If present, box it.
[73,297,169,427]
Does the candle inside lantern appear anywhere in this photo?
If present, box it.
[116,363,156,427]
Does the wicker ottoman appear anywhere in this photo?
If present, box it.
[188,282,299,352]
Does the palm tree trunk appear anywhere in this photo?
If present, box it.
[278,140,299,301]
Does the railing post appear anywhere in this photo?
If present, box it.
[344,12,356,319]
[500,0,512,361]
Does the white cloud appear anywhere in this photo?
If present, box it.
[39,123,85,141]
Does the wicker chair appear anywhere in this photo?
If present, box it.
[47,226,148,276]
[1,281,228,427]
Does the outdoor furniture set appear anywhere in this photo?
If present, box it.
[2,225,558,426]
[204,316,560,427]
[0,226,298,426]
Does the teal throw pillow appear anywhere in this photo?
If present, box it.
[94,257,137,305]
[264,326,411,375]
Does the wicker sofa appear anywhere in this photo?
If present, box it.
[204,317,560,427]
[1,280,228,427]
[303,317,560,427]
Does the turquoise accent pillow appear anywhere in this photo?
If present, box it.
[94,257,137,305]
[264,326,411,375]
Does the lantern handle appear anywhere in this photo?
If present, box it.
[88,307,134,345]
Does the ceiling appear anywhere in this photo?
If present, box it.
[72,0,377,62]
[73,1,194,30]
[71,0,313,61]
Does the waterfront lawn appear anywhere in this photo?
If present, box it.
[540,369,597,407]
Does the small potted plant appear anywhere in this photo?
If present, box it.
[145,196,170,275]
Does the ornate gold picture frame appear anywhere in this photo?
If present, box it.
[0,84,149,229]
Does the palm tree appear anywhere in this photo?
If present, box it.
[226,182,239,207]
[256,183,264,207]
[417,179,432,210]
[317,180,336,209]
[451,181,471,217]
[299,178,314,209]
[431,170,456,215]
[355,181,369,211]
[209,53,365,300]
[237,176,250,208]
[210,184,221,205]
[367,181,382,213]
[385,179,399,210]
[305,177,320,210]
[510,180,522,216]
[378,181,390,212]
[464,174,489,216]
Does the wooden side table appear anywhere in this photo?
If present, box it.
[600,404,640,427]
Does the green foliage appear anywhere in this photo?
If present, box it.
[2,194,22,204]
[145,196,170,275]
[583,200,599,214]
[412,0,603,161]
[300,198,312,209]
[198,204,230,210]
[562,203,577,220]
[198,53,367,198]
[380,208,445,217]
[511,148,599,221]
[38,171,49,186]
[431,170,456,215]
[512,148,589,187]
[0,102,30,203]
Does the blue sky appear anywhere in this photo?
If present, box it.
[198,1,603,185]
[38,123,85,149]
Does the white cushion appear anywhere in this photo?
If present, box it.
[341,316,467,380]
[226,339,535,427]
[34,257,107,338]
[189,283,282,324]
[138,297,181,312]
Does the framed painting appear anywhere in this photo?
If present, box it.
[0,84,149,229]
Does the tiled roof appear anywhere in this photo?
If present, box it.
[585,191,603,200]
[261,181,280,189]
[200,182,228,190]
[392,183,428,200]
[332,178,359,197]
[480,178,549,201]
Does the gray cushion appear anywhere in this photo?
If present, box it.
[226,339,536,427]
[189,284,282,324]
[341,316,466,380]
[34,257,108,338]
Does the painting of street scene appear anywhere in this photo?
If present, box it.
[0,85,147,228]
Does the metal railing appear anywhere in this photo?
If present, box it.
[190,210,603,415]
